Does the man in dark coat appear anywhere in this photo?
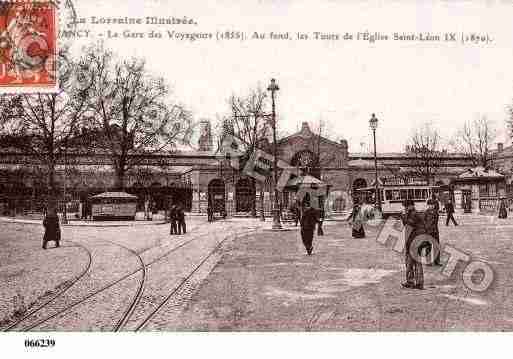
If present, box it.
[347,203,365,238]
[444,199,458,226]
[499,198,508,219]
[177,206,186,234]
[401,200,425,289]
[42,213,61,249]
[169,205,178,235]
[317,207,325,236]
[424,199,441,266]
[430,193,440,214]
[290,202,300,227]
[300,203,319,255]
[207,204,213,222]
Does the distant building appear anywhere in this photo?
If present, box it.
[1,120,508,216]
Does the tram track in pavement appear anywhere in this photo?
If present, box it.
[134,228,259,331]
[2,241,93,332]
[109,222,207,331]
[106,241,147,332]
[17,221,241,331]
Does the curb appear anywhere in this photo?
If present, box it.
[261,228,296,232]
[0,217,168,227]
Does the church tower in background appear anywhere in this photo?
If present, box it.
[198,119,213,152]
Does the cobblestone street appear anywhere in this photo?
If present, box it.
[0,217,264,331]
[167,215,513,331]
[2,215,513,331]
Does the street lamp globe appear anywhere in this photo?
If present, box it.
[369,113,378,130]
[267,78,279,92]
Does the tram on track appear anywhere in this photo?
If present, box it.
[355,178,440,218]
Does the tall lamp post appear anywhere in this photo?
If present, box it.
[61,143,68,224]
[268,78,282,230]
[369,113,382,212]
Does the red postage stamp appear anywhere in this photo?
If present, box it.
[0,1,58,93]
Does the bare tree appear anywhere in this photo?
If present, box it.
[405,122,445,185]
[224,86,273,216]
[79,44,191,190]
[453,115,497,168]
[506,103,513,145]
[0,50,91,215]
[305,118,340,179]
[229,86,272,157]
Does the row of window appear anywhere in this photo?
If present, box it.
[479,183,498,197]
[384,188,431,201]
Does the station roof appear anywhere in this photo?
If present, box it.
[457,167,504,180]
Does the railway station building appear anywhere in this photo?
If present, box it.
[0,119,508,218]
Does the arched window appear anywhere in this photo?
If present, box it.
[291,150,320,179]
[235,178,255,212]
[208,179,226,213]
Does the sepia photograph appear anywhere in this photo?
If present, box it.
[1,0,513,357]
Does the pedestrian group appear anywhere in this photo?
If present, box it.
[169,205,187,235]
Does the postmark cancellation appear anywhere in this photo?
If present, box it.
[0,0,58,93]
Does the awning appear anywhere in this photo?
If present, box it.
[90,192,138,199]
[285,175,328,189]
[457,167,504,179]
[452,167,505,184]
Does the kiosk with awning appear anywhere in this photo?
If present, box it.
[451,167,506,213]
[283,174,330,209]
[90,192,138,221]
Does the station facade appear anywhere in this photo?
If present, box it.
[0,119,509,216]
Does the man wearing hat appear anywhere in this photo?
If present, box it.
[300,202,319,255]
[444,199,458,226]
[42,199,61,249]
[425,195,441,265]
[169,205,178,235]
[401,199,425,289]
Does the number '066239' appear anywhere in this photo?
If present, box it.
[24,339,55,348]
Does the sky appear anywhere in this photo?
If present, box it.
[68,0,513,153]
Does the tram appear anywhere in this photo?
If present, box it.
[90,192,138,221]
[355,178,440,218]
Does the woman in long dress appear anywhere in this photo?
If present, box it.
[498,198,508,219]
[347,203,365,238]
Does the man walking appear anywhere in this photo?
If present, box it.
[317,207,325,236]
[430,193,440,214]
[401,200,425,290]
[42,200,61,249]
[177,206,186,234]
[425,198,441,266]
[300,203,319,255]
[445,199,458,226]
[169,205,178,235]
[207,204,213,222]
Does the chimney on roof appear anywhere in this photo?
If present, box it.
[498,142,504,153]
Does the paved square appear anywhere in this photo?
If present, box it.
[1,215,513,331]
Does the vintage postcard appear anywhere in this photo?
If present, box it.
[0,0,512,358]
